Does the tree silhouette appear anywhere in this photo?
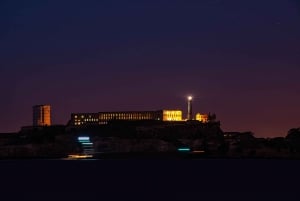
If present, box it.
[286,128,300,153]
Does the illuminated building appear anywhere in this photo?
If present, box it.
[195,113,209,123]
[162,110,182,121]
[70,110,182,126]
[33,105,51,126]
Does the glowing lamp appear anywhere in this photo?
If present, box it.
[177,147,191,152]
[78,137,90,141]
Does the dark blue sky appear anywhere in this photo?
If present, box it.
[1,0,300,137]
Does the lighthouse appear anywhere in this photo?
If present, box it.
[187,96,193,120]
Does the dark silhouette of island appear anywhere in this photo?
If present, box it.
[1,118,300,159]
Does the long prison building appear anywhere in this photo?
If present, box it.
[70,110,183,126]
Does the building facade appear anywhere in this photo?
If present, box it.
[33,105,51,126]
[195,113,209,123]
[70,110,182,126]
[162,110,182,121]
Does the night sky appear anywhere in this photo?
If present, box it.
[1,0,300,137]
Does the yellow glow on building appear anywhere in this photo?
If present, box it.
[195,113,208,123]
[33,105,51,126]
[70,110,185,126]
[162,110,182,121]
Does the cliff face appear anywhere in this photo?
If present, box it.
[84,121,225,154]
[4,123,300,159]
[0,126,79,158]
[0,121,225,158]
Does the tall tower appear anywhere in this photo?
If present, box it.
[187,96,193,120]
[33,105,51,126]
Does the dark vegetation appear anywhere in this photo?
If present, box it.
[1,121,300,159]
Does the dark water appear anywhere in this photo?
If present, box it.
[0,159,299,201]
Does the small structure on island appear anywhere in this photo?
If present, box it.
[187,96,193,120]
[33,105,51,126]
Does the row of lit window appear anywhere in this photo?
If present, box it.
[79,119,98,122]
[99,114,154,119]
[102,116,150,120]
[81,119,98,121]
[74,113,162,120]
[74,121,108,126]
[163,114,181,117]
[163,111,182,115]
[100,113,152,117]
[74,115,98,119]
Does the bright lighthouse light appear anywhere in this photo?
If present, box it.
[188,96,193,101]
